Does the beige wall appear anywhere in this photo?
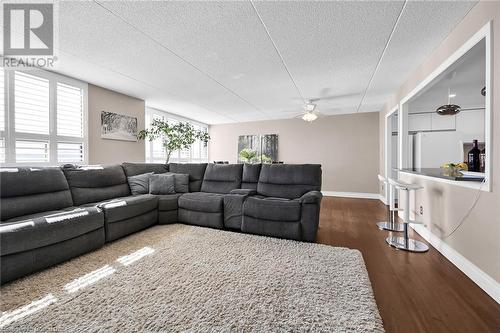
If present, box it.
[88,85,146,164]
[209,112,380,193]
[379,1,500,284]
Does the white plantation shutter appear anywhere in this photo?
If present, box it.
[14,72,50,135]
[16,140,49,163]
[57,83,83,138]
[152,139,165,162]
[1,70,88,165]
[145,108,208,163]
[0,68,5,162]
[0,138,5,163]
[57,142,84,163]
[0,67,5,132]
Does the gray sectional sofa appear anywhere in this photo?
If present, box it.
[0,163,322,284]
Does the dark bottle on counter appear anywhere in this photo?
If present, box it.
[479,148,486,173]
[468,140,481,172]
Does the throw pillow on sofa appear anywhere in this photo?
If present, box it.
[149,174,176,195]
[128,172,153,195]
[166,172,190,193]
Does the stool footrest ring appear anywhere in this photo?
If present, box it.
[385,236,429,253]
[376,221,404,232]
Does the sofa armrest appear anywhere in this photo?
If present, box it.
[299,191,322,242]
[299,191,323,204]
[229,189,257,196]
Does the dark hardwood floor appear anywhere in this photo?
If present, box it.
[316,197,500,333]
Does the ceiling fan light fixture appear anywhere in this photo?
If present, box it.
[305,103,316,112]
[436,87,461,116]
[302,111,318,122]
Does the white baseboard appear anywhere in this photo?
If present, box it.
[411,224,500,304]
[322,191,382,200]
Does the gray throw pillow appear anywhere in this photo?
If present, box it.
[166,172,190,193]
[128,172,153,195]
[149,174,176,195]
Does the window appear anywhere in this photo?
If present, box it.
[0,68,5,163]
[1,69,88,165]
[145,108,208,163]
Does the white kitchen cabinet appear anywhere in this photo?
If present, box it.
[431,113,456,130]
[408,114,431,132]
[456,109,485,141]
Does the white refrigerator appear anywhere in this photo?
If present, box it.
[412,132,463,168]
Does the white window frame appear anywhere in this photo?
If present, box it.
[145,107,208,163]
[1,69,89,166]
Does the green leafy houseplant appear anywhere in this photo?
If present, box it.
[137,119,210,163]
[239,148,258,163]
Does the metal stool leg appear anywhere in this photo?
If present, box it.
[376,181,404,232]
[385,188,429,253]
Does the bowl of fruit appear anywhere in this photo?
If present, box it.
[441,162,468,177]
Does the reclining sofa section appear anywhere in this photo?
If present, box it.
[0,167,105,284]
[0,162,322,284]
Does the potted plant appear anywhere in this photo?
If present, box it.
[137,119,210,163]
[239,148,258,163]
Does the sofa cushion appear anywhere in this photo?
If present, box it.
[257,164,322,199]
[241,164,261,190]
[122,162,168,177]
[157,193,183,211]
[165,173,189,193]
[128,172,153,195]
[63,165,131,206]
[0,167,73,220]
[178,192,224,213]
[243,196,301,221]
[201,164,243,194]
[168,163,207,192]
[1,206,104,256]
[90,194,158,224]
[149,174,175,195]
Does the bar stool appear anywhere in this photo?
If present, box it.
[376,175,404,232]
[386,179,429,253]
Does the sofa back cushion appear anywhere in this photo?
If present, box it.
[63,165,131,206]
[122,162,168,177]
[201,164,243,194]
[241,164,262,190]
[0,167,73,220]
[168,163,207,192]
[257,164,322,199]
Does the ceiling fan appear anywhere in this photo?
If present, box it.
[301,100,320,122]
[290,90,358,122]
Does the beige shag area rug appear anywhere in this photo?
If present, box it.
[0,224,384,332]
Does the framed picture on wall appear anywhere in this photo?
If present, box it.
[238,134,278,163]
[101,111,138,142]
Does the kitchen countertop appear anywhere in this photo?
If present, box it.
[398,168,485,182]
